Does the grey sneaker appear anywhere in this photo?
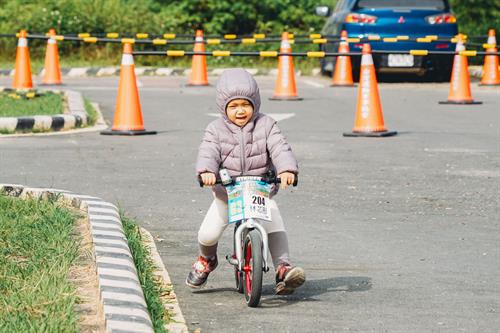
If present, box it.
[275,263,305,295]
[186,256,218,289]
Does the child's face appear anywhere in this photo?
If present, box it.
[226,99,254,127]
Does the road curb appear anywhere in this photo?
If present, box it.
[468,65,483,79]
[1,66,494,78]
[0,184,154,333]
[0,102,107,138]
[139,227,189,333]
[0,87,91,134]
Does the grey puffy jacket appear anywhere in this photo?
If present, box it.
[196,68,298,200]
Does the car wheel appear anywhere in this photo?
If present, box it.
[429,66,452,82]
[428,55,453,82]
[320,58,333,77]
[351,63,360,83]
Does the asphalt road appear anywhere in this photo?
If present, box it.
[1,74,499,332]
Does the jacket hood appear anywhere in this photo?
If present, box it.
[215,68,261,122]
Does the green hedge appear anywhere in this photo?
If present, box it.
[0,0,498,66]
[0,0,332,67]
[449,0,500,37]
[0,0,329,36]
[0,0,496,36]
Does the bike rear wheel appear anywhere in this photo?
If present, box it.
[243,229,263,307]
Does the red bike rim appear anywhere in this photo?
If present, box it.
[244,241,253,295]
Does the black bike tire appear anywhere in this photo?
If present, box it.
[243,229,263,307]
[233,225,244,293]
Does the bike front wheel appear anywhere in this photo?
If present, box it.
[233,225,244,294]
[242,229,263,307]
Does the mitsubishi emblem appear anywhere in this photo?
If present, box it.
[398,16,405,23]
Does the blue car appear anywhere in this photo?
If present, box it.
[316,0,459,81]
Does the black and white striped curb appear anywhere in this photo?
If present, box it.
[0,88,89,133]
[468,65,485,78]
[0,67,310,77]
[1,66,489,78]
[0,184,154,333]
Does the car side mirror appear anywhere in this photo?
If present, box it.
[315,6,331,17]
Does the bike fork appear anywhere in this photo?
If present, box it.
[227,219,270,272]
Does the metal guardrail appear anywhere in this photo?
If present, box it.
[132,50,500,57]
[2,32,497,58]
[1,33,492,47]
[21,32,489,40]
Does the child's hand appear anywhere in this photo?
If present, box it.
[278,172,295,189]
[200,172,216,186]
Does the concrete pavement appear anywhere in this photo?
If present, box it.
[0,75,499,332]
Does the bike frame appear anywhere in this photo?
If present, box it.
[233,218,270,273]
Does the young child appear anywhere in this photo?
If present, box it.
[186,68,305,295]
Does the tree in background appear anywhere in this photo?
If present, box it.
[449,0,500,36]
[155,0,329,34]
[0,0,497,67]
[0,0,497,36]
[0,0,330,35]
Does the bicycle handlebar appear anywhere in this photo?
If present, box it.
[198,174,298,187]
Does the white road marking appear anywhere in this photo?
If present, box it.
[68,87,163,91]
[207,113,295,122]
[267,113,296,122]
[303,79,325,88]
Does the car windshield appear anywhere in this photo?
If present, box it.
[356,0,446,10]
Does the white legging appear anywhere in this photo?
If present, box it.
[198,196,286,246]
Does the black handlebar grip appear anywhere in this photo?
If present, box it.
[198,176,223,187]
[275,175,298,186]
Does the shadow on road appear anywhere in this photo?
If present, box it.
[260,276,372,308]
[191,276,371,307]
[192,287,238,294]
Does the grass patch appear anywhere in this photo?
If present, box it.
[84,98,98,126]
[0,194,80,332]
[0,128,14,135]
[121,214,171,333]
[0,90,64,117]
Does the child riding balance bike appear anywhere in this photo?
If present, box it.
[186,68,305,303]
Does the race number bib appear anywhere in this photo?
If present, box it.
[227,181,271,223]
[227,186,244,223]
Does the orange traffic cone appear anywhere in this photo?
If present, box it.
[344,44,396,137]
[187,30,209,86]
[486,28,497,46]
[439,39,482,104]
[270,32,302,100]
[331,31,355,87]
[479,30,500,86]
[41,28,62,85]
[480,47,500,86]
[12,30,33,89]
[101,43,156,135]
